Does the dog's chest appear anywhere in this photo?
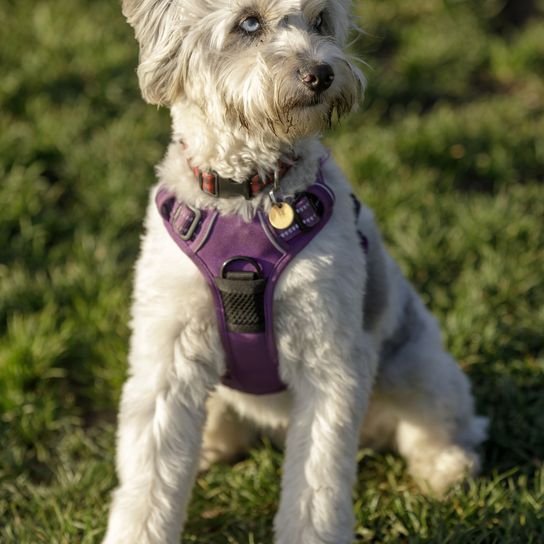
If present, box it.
[134,178,366,391]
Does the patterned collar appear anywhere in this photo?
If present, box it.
[182,143,296,200]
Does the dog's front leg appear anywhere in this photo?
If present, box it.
[275,338,375,544]
[103,317,219,544]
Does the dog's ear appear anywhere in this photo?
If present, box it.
[122,0,185,106]
[329,0,354,46]
[316,0,357,47]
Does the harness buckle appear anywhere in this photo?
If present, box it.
[179,205,202,241]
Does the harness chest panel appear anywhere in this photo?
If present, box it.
[156,177,336,395]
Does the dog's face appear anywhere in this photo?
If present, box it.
[124,0,364,143]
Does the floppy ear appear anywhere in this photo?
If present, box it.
[326,0,354,46]
[123,0,185,106]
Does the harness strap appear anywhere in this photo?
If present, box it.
[156,169,335,395]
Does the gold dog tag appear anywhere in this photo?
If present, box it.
[269,202,294,230]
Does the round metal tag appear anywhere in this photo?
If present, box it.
[268,202,295,230]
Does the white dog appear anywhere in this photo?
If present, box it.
[103,1,488,543]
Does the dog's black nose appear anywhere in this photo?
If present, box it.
[298,63,335,93]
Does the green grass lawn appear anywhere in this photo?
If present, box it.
[1,0,543,542]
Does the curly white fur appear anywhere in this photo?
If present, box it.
[103,1,488,543]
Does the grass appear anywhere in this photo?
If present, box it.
[1,0,543,542]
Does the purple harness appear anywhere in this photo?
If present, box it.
[156,169,335,395]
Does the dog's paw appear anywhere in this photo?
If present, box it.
[198,447,222,472]
[410,445,481,496]
[198,445,245,472]
[274,487,355,544]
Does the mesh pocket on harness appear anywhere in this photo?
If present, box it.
[214,272,266,333]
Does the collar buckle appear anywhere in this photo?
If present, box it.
[199,170,220,197]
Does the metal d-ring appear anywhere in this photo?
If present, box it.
[221,256,263,279]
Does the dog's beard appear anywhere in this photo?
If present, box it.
[215,57,361,143]
[273,77,358,140]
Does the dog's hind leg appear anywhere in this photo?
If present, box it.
[374,288,488,495]
[199,392,256,471]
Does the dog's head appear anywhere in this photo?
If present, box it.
[123,0,365,142]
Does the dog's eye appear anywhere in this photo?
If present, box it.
[240,16,261,34]
[314,12,324,31]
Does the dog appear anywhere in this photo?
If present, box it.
[103,1,488,543]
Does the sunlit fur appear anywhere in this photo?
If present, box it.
[103,2,488,543]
